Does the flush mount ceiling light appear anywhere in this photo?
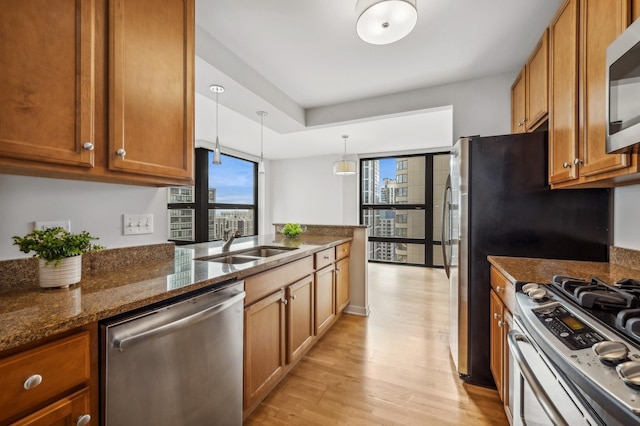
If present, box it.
[333,135,357,175]
[209,84,224,165]
[356,0,417,45]
[256,111,267,174]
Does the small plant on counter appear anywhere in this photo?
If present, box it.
[13,227,104,267]
[281,223,304,238]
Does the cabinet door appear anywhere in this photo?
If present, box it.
[511,70,526,134]
[335,257,350,314]
[490,289,504,401]
[0,0,95,169]
[502,310,513,424]
[314,265,336,337]
[549,0,579,185]
[579,0,631,177]
[109,0,194,182]
[287,276,314,364]
[525,29,549,131]
[634,0,640,21]
[244,289,285,410]
[11,387,90,426]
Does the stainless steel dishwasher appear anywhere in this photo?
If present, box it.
[101,280,245,426]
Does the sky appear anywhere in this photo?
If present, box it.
[208,153,255,204]
[378,158,396,188]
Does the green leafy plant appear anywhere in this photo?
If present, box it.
[281,223,304,238]
[13,227,104,267]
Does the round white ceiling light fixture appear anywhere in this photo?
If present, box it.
[356,0,418,45]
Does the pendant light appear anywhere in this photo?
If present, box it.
[356,0,418,45]
[256,111,267,174]
[209,84,224,165]
[333,135,357,175]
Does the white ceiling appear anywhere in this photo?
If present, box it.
[194,0,562,159]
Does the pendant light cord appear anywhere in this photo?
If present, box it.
[260,113,264,159]
[216,92,219,138]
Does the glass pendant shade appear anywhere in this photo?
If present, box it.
[356,0,417,45]
[210,84,224,165]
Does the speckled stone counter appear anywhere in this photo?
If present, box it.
[0,234,351,352]
[488,254,640,286]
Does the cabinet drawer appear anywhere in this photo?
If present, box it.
[335,242,350,261]
[0,332,90,422]
[244,257,314,306]
[490,267,515,314]
[314,248,335,270]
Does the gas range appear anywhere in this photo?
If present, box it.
[515,276,640,425]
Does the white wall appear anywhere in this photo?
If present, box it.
[0,175,168,260]
[614,185,640,250]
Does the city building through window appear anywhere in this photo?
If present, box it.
[168,148,258,244]
[360,153,449,266]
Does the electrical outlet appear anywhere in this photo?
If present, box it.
[123,214,154,235]
[35,220,71,231]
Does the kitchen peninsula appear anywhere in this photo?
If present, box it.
[0,224,367,424]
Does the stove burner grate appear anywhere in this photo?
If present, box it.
[551,275,638,310]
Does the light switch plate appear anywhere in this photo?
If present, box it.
[35,220,71,231]
[123,214,154,235]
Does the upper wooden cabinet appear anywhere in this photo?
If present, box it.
[511,31,549,134]
[0,0,194,186]
[0,0,96,169]
[549,0,638,188]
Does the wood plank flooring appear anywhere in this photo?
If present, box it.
[245,263,509,425]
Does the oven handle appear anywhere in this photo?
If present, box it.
[507,329,569,426]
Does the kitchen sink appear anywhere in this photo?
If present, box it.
[195,246,298,264]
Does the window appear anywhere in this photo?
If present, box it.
[360,153,449,266]
[168,148,258,244]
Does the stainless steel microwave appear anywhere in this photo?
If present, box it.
[606,18,640,154]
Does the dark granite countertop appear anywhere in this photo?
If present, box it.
[488,255,640,286]
[0,234,351,352]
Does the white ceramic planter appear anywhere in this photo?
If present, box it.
[38,255,82,288]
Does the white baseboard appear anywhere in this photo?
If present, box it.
[344,304,370,317]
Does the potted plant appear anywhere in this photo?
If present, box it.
[281,223,305,238]
[13,227,104,288]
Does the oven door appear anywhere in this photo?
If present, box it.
[508,317,602,426]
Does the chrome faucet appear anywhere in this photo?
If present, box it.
[222,230,241,251]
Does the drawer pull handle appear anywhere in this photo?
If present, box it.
[23,374,42,390]
[323,255,330,259]
[76,414,91,426]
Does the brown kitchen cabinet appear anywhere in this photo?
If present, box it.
[286,275,315,364]
[335,257,350,314]
[634,0,640,21]
[314,264,336,337]
[489,266,515,424]
[548,0,639,188]
[0,332,92,426]
[0,0,194,186]
[511,30,549,134]
[243,288,286,413]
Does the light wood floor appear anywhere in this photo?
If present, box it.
[245,263,509,425]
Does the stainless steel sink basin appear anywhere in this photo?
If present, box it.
[195,246,298,264]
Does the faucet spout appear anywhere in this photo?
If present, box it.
[222,230,241,251]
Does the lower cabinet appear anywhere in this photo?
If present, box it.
[287,275,315,364]
[314,264,336,336]
[335,257,350,314]
[243,289,286,411]
[490,289,506,399]
[12,388,91,426]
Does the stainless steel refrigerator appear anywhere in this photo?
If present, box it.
[441,133,610,387]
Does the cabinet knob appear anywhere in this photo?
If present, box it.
[496,286,503,292]
[281,298,288,305]
[82,142,94,151]
[562,162,571,169]
[494,313,501,320]
[323,255,330,259]
[116,148,126,157]
[498,320,504,328]
[23,374,42,390]
[291,294,297,300]
[76,414,91,426]
[574,158,582,165]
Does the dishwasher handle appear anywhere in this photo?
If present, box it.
[507,329,569,426]
[114,291,245,352]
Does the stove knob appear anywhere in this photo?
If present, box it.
[529,288,547,301]
[522,283,539,294]
[593,341,629,366]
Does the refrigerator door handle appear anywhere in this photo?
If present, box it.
[441,174,452,278]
